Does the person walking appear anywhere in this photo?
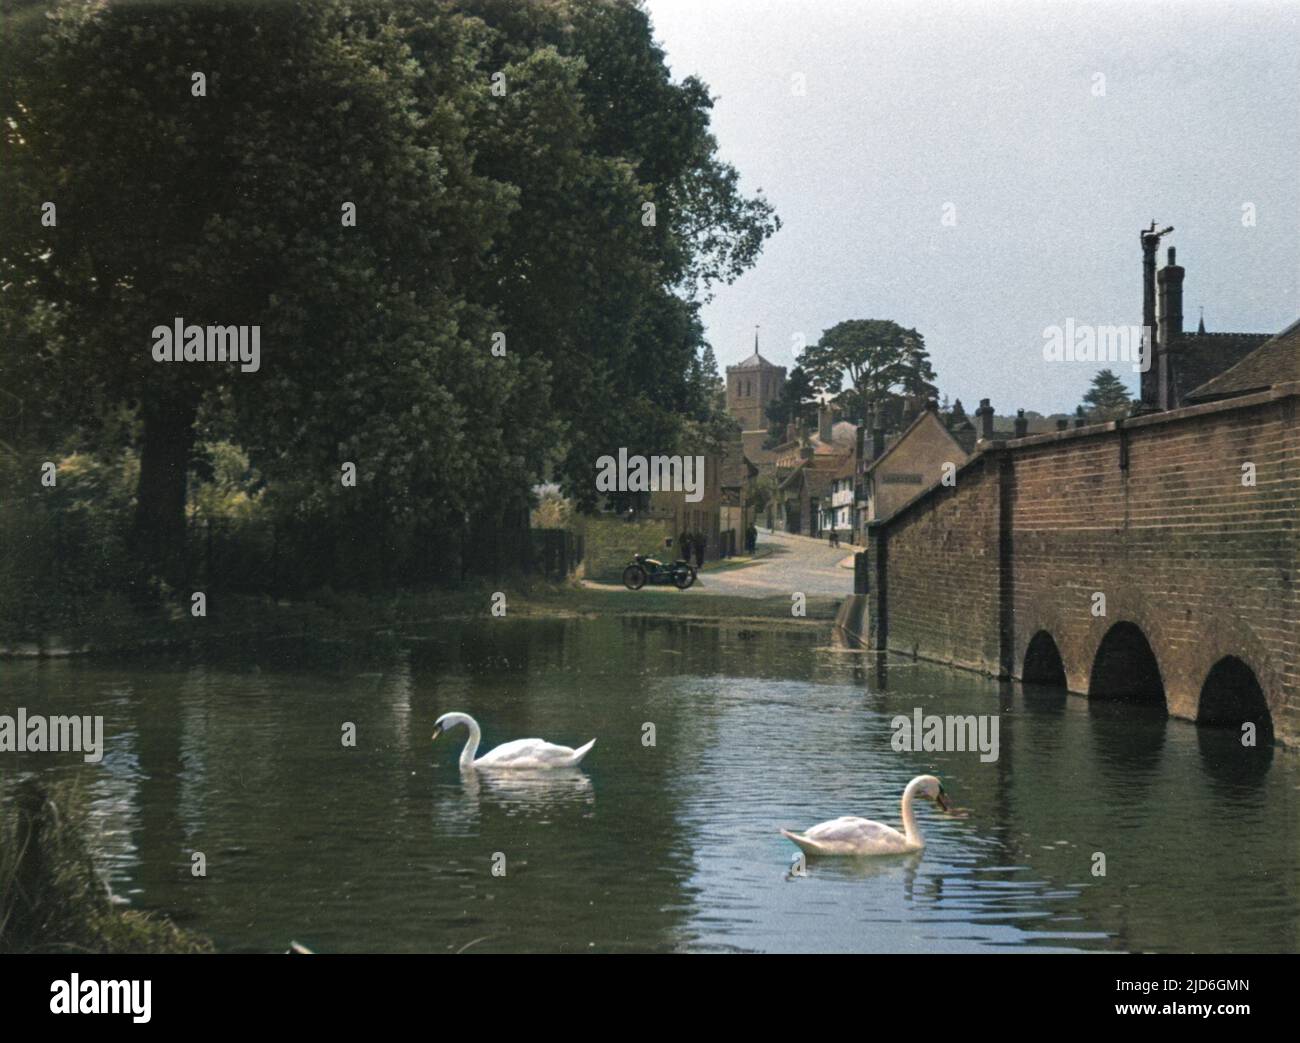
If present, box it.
[678,529,692,563]
[693,529,706,569]
[746,524,757,553]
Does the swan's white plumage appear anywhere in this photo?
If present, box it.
[432,712,595,771]
[472,736,596,769]
[781,817,913,856]
[781,775,948,856]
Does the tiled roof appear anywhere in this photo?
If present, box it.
[1185,319,1300,402]
[1168,331,1272,406]
[740,429,779,465]
[729,350,780,370]
[863,409,965,476]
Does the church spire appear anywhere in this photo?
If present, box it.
[1197,306,1205,335]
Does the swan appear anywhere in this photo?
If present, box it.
[431,712,596,771]
[781,775,950,856]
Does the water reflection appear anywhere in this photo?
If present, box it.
[0,618,1295,953]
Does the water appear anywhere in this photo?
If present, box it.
[2,617,1296,953]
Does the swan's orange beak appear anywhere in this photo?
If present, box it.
[430,725,443,742]
[936,790,951,812]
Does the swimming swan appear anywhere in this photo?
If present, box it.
[781,775,950,856]
[431,712,596,771]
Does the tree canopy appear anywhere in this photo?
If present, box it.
[798,319,937,426]
[0,0,779,575]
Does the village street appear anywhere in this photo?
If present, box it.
[692,528,854,599]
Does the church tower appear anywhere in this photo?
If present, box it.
[725,328,787,432]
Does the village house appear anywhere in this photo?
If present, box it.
[717,433,757,556]
[648,447,724,561]
[855,400,970,534]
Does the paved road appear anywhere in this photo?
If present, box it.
[692,528,854,599]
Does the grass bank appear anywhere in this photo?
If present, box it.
[0,779,212,954]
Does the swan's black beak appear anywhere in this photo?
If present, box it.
[936,789,951,812]
[430,724,443,742]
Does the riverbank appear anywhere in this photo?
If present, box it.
[0,580,843,661]
[0,779,213,954]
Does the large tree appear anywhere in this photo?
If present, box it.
[799,319,936,426]
[1,0,778,575]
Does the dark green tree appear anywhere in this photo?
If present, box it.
[1082,369,1132,420]
[763,364,818,448]
[800,319,936,425]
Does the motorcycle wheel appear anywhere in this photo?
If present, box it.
[673,565,696,590]
[623,564,647,590]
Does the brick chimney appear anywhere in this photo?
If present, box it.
[1156,246,1184,410]
[975,398,995,441]
[818,403,833,444]
[871,418,885,460]
[1056,418,1069,431]
[1138,222,1173,411]
[1014,409,1028,438]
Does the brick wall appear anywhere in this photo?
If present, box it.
[854,384,1299,746]
[580,517,673,582]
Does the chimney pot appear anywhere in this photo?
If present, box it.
[975,398,995,440]
[1014,409,1028,438]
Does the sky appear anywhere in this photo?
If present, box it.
[643,0,1299,414]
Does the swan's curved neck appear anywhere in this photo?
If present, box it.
[900,778,925,846]
[452,715,482,769]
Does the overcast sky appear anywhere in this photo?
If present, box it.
[644,0,1299,414]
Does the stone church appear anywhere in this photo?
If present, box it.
[725,334,786,432]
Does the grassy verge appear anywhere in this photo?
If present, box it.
[0,779,212,954]
[0,578,843,660]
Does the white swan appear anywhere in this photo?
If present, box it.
[431,712,596,771]
[781,775,950,856]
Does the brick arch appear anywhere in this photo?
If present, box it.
[1014,600,1074,685]
[1076,589,1173,670]
[1183,614,1284,722]
[1015,590,1110,695]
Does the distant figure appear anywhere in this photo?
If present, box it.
[828,528,839,548]
[693,529,705,569]
[679,530,692,563]
[747,524,758,553]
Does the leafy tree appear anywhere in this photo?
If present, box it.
[800,319,936,425]
[455,0,779,508]
[1082,369,1132,420]
[1,0,778,579]
[763,364,818,448]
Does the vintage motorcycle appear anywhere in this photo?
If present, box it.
[622,538,696,590]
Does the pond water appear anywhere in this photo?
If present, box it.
[2,616,1296,953]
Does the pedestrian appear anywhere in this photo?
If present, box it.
[693,529,705,569]
[678,530,692,563]
[747,524,757,553]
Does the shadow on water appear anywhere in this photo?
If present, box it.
[1196,725,1273,792]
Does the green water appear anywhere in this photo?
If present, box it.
[2,616,1296,953]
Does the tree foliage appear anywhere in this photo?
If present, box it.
[1082,369,1132,420]
[799,319,936,426]
[0,0,778,575]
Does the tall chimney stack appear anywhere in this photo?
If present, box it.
[975,398,995,441]
[1139,222,1173,410]
[1014,409,1028,438]
[871,418,885,460]
[1156,246,1184,410]
[818,403,834,445]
